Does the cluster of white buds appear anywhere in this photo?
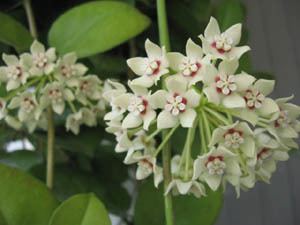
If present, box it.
[0,41,105,134]
[104,17,300,198]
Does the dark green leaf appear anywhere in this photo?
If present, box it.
[0,164,59,225]
[48,1,151,58]
[134,180,223,225]
[0,12,33,52]
[49,193,111,225]
[0,150,43,171]
[215,0,246,30]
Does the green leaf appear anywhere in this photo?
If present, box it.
[48,1,151,58]
[0,164,59,225]
[215,0,246,30]
[0,12,33,52]
[49,193,111,225]
[0,150,43,171]
[134,180,223,225]
[30,164,131,214]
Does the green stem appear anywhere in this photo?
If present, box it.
[156,1,173,224]
[154,124,178,157]
[156,0,170,51]
[4,77,41,100]
[46,107,55,189]
[23,0,55,189]
[23,0,38,39]
[204,107,230,126]
[146,128,162,142]
[199,115,208,153]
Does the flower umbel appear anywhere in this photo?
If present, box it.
[102,17,299,198]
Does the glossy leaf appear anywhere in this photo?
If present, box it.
[0,12,33,52]
[134,180,223,225]
[48,1,151,58]
[49,193,111,225]
[215,0,246,30]
[0,150,42,171]
[0,164,59,225]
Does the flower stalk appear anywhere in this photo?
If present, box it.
[156,0,174,224]
[23,0,55,189]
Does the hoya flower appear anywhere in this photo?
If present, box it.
[76,75,103,105]
[127,39,169,88]
[0,98,7,120]
[22,40,56,76]
[8,92,40,122]
[203,60,256,108]
[124,150,163,187]
[103,80,127,122]
[54,52,87,86]
[0,54,30,91]
[267,96,300,148]
[113,82,156,130]
[150,76,201,129]
[199,17,250,60]
[5,115,22,130]
[210,121,256,160]
[166,155,206,198]
[253,129,289,183]
[194,146,241,191]
[40,82,74,114]
[66,111,82,135]
[167,39,209,86]
[236,79,279,124]
[66,108,97,135]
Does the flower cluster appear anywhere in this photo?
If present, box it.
[0,41,105,134]
[104,17,300,198]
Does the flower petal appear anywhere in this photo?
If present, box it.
[145,39,162,59]
[127,57,148,76]
[184,89,201,107]
[235,72,256,92]
[204,86,220,105]
[227,46,250,59]
[157,110,178,129]
[257,97,279,116]
[149,90,167,109]
[130,75,154,88]
[186,38,203,60]
[30,40,45,53]
[122,113,142,129]
[222,93,246,108]
[219,59,238,75]
[167,52,184,71]
[166,75,187,94]
[204,17,220,38]
[240,137,255,157]
[2,54,18,66]
[224,23,242,46]
[143,110,156,130]
[204,173,222,191]
[254,79,275,96]
[179,108,196,128]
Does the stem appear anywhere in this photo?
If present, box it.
[156,0,173,224]
[154,125,178,156]
[156,0,171,51]
[23,0,55,189]
[23,0,38,39]
[46,107,55,189]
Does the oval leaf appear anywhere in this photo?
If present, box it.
[48,1,151,58]
[0,164,59,225]
[0,12,33,52]
[49,193,111,225]
[134,180,223,225]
